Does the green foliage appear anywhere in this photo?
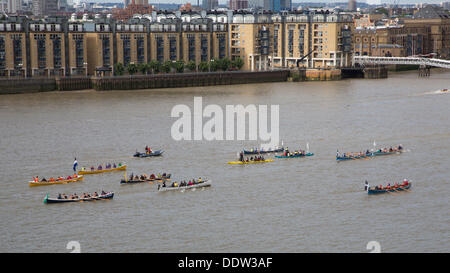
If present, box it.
[218,58,231,71]
[126,63,138,75]
[209,59,219,72]
[114,63,124,76]
[138,63,150,75]
[198,61,209,72]
[186,61,197,72]
[162,61,172,73]
[375,7,389,15]
[231,57,244,70]
[149,60,161,74]
[172,60,185,73]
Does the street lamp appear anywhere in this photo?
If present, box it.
[83,62,88,77]
[18,63,27,78]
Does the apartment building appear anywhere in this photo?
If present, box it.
[1,10,357,78]
[353,27,406,57]
[229,13,275,71]
[116,19,148,66]
[230,11,353,70]
[67,21,88,76]
[28,18,67,77]
[0,16,27,77]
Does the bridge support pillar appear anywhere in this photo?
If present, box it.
[418,65,431,77]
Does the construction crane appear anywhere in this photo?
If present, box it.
[296,49,315,67]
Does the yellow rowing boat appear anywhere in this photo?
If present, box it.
[29,175,84,187]
[227,159,274,165]
[78,164,127,175]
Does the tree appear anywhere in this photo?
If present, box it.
[186,61,197,72]
[126,63,138,75]
[162,61,172,73]
[172,60,185,73]
[198,61,209,72]
[209,59,219,72]
[138,63,149,75]
[219,58,231,71]
[149,60,161,74]
[232,57,244,70]
[114,63,124,76]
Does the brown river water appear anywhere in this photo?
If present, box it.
[0,70,449,252]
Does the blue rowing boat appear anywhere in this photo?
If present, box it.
[133,150,164,157]
[275,153,314,158]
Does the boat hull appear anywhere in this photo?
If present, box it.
[243,148,283,155]
[133,150,163,157]
[368,184,411,195]
[275,153,314,158]
[158,180,211,192]
[121,174,171,184]
[78,165,126,175]
[45,192,114,203]
[29,176,84,187]
[337,150,403,161]
[228,159,274,164]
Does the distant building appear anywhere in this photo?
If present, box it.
[32,0,58,16]
[348,0,356,12]
[442,2,450,11]
[202,0,218,11]
[229,0,248,10]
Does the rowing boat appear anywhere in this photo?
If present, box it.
[372,150,402,156]
[275,153,314,158]
[133,150,164,157]
[121,174,171,184]
[44,192,114,204]
[158,180,211,192]
[78,164,126,175]
[227,159,274,164]
[336,150,402,161]
[29,175,84,187]
[336,154,372,161]
[367,183,411,195]
[243,148,284,155]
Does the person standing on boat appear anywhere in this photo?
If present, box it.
[239,151,244,162]
[365,181,369,191]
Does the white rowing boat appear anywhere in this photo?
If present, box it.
[158,180,211,192]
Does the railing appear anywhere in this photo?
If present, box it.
[353,56,450,69]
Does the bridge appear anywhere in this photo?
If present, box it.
[353,56,450,69]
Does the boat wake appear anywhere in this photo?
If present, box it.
[422,89,449,96]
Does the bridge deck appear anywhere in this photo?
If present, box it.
[353,56,450,69]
